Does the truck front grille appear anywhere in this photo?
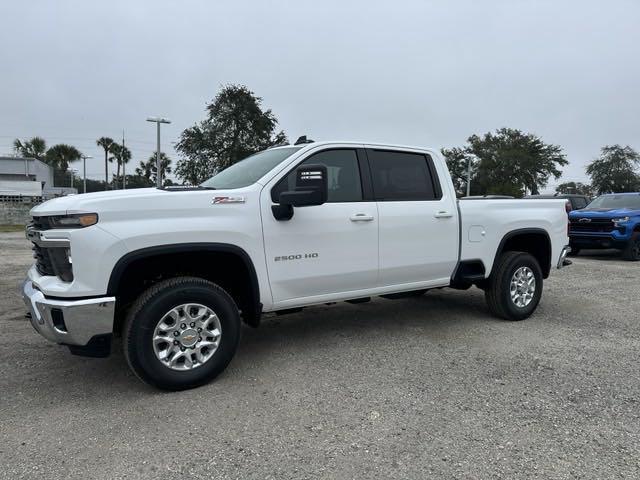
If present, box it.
[32,243,56,276]
[28,217,74,282]
[569,218,615,233]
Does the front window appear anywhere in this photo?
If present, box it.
[200,146,302,189]
[587,194,640,210]
[271,149,363,203]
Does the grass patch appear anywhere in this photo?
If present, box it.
[0,224,25,232]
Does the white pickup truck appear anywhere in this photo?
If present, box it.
[23,141,570,390]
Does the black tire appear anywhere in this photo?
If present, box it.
[568,246,580,256]
[622,235,640,261]
[485,251,543,321]
[123,276,241,391]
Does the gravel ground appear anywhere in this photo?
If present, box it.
[1,231,638,479]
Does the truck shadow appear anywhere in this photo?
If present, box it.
[3,288,493,398]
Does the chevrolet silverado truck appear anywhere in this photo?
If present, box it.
[23,142,571,390]
[568,192,640,260]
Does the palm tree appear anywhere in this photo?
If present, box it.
[46,144,82,187]
[96,137,115,190]
[136,152,172,185]
[46,144,82,172]
[13,137,47,160]
[108,144,132,189]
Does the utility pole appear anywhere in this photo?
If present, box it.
[70,168,78,188]
[80,155,92,193]
[122,130,126,190]
[146,116,171,188]
[466,155,472,197]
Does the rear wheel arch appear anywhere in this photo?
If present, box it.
[108,243,262,330]
[491,228,552,278]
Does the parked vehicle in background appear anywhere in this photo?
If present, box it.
[568,193,640,260]
[22,141,571,390]
[525,194,591,212]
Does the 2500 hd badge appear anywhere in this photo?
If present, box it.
[274,253,319,261]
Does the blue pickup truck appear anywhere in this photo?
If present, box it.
[568,192,640,260]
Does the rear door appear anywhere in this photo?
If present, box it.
[366,147,459,287]
[261,147,379,305]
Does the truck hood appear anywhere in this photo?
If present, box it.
[30,187,249,217]
[569,207,640,219]
[31,188,176,216]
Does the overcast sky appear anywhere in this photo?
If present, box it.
[0,0,638,189]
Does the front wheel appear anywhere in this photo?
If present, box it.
[622,236,640,261]
[123,277,241,390]
[485,252,543,321]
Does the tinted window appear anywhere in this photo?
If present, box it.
[368,150,438,201]
[573,197,587,209]
[271,149,363,203]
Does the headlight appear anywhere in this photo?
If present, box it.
[612,216,630,225]
[49,213,98,228]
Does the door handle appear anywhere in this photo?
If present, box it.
[434,211,453,219]
[350,213,374,222]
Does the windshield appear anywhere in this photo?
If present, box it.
[200,146,303,189]
[587,194,640,210]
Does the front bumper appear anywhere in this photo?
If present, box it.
[557,245,571,269]
[22,280,115,347]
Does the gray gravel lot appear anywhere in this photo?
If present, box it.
[1,230,639,479]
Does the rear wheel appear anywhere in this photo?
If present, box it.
[485,252,543,321]
[622,236,640,261]
[123,277,241,390]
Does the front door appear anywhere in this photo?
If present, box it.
[261,147,378,306]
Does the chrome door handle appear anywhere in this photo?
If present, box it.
[434,211,453,219]
[350,213,374,222]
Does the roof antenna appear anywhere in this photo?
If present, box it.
[294,135,314,145]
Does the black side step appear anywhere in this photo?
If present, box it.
[346,297,371,304]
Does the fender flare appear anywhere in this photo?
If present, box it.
[106,243,261,324]
[490,228,552,278]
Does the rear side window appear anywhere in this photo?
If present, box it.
[368,150,440,201]
[271,149,363,203]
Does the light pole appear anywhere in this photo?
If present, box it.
[80,155,92,193]
[146,116,171,188]
[466,154,478,197]
[69,168,79,188]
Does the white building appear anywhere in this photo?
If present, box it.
[0,156,54,186]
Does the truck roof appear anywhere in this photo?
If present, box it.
[271,140,436,153]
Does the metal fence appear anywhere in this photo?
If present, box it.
[0,195,42,205]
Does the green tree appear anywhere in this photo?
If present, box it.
[464,128,567,197]
[441,147,477,197]
[555,181,593,196]
[175,84,287,184]
[46,144,83,187]
[96,137,115,190]
[13,137,47,160]
[45,144,82,173]
[136,152,172,186]
[108,144,132,189]
[586,145,640,194]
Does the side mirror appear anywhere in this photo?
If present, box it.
[272,164,328,221]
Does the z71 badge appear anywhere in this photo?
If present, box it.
[275,253,319,262]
